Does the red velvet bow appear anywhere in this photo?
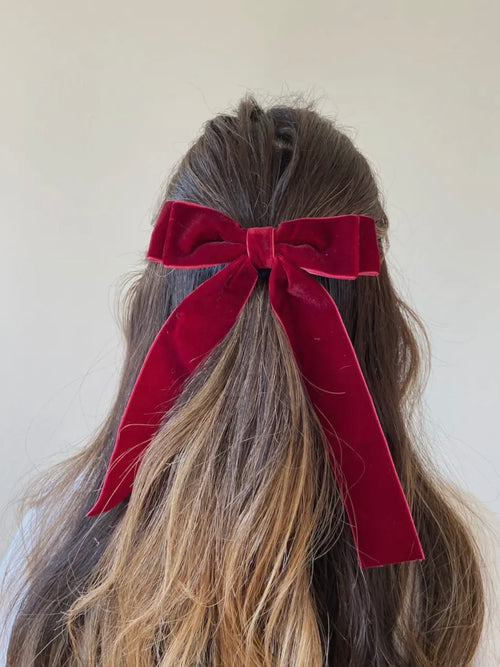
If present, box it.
[86,200,425,569]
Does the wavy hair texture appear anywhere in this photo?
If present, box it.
[2,93,487,665]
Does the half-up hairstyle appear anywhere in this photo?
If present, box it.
[2,93,487,666]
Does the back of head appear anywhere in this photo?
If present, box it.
[3,94,487,666]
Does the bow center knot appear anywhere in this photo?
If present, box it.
[246,226,275,269]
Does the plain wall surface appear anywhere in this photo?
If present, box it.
[1,0,499,559]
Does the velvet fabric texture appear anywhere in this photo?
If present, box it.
[86,200,425,569]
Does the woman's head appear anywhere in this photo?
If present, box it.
[3,93,486,666]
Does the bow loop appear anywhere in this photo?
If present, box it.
[275,215,380,279]
[148,200,247,268]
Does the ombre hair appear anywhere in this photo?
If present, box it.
[2,93,487,665]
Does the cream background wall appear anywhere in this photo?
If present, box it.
[1,0,498,559]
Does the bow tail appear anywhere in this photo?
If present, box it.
[86,256,258,516]
[269,256,425,568]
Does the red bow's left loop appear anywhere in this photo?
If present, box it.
[86,200,425,570]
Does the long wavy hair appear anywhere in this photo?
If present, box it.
[2,93,487,666]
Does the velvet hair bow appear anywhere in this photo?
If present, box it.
[86,200,425,570]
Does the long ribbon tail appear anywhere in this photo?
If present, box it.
[86,256,257,516]
[270,256,425,568]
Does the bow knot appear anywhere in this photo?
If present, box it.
[246,226,275,268]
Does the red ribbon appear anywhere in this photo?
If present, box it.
[86,200,425,569]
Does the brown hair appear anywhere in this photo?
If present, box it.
[2,93,486,665]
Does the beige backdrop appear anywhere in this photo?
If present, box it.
[1,0,499,559]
